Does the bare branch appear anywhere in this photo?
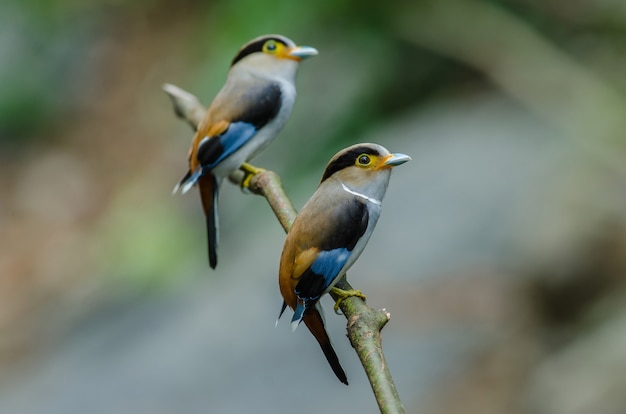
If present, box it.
[163,83,205,131]
[164,84,405,413]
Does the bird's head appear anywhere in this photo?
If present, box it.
[230,34,318,81]
[320,143,411,200]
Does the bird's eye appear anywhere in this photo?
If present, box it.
[264,40,278,53]
[357,154,371,166]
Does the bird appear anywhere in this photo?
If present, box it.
[277,143,411,384]
[173,34,318,269]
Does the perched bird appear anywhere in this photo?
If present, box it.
[173,34,318,269]
[277,143,411,384]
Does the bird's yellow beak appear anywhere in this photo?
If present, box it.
[382,153,411,168]
[286,45,319,61]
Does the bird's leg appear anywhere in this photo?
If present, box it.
[331,287,367,314]
[240,162,266,190]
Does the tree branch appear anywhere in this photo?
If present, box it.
[164,84,405,414]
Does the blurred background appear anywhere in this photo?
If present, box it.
[1,0,626,413]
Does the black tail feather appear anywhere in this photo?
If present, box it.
[319,337,349,385]
[199,174,219,269]
[304,310,348,385]
[206,214,218,269]
[278,301,288,320]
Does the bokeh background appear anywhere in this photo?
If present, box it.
[1,0,626,413]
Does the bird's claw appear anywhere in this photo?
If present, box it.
[331,287,367,314]
[240,162,266,192]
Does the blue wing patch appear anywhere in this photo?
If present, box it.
[197,121,257,170]
[291,248,351,328]
[310,249,350,287]
[176,122,257,193]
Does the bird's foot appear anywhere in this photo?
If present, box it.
[331,287,367,314]
[240,162,266,192]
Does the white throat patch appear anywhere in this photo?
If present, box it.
[340,182,382,206]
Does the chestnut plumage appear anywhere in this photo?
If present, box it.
[277,143,410,384]
[172,34,317,269]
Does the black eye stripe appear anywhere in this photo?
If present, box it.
[231,37,288,66]
[321,146,381,182]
